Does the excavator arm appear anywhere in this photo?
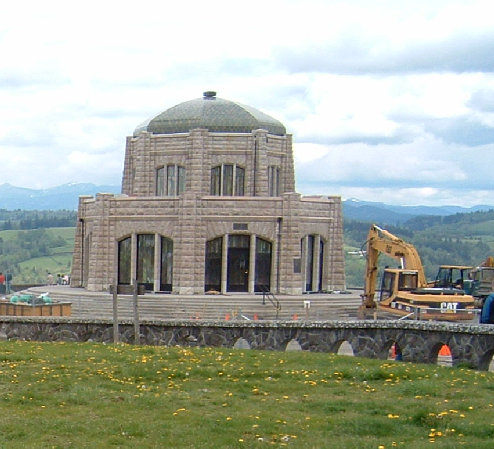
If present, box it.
[361,224,427,308]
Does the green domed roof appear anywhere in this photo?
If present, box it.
[134,91,286,136]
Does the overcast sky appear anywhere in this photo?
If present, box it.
[1,0,494,206]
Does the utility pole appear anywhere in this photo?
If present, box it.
[133,281,140,345]
[112,284,119,344]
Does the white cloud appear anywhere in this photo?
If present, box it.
[0,0,494,207]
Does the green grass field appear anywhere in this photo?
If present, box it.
[0,341,492,449]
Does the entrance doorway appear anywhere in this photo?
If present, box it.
[227,235,250,292]
[205,234,273,294]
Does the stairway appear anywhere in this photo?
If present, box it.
[24,287,362,321]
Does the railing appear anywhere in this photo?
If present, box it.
[258,286,281,319]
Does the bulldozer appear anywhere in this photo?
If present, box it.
[429,265,472,290]
[464,257,494,305]
[359,225,476,321]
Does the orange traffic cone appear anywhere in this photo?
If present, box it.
[439,345,451,356]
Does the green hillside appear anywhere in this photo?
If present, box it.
[2,209,494,288]
[0,227,75,285]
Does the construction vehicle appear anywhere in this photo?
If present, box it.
[464,257,494,306]
[360,224,476,321]
[429,265,472,290]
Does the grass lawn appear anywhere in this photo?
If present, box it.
[0,341,492,448]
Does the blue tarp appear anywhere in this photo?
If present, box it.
[480,293,494,324]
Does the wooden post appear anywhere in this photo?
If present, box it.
[133,281,140,345]
[112,285,119,344]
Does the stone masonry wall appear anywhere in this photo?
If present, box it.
[73,127,345,293]
[1,318,493,370]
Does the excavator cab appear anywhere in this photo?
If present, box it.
[431,265,472,290]
[379,269,418,302]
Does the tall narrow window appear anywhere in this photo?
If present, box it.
[210,164,245,196]
[205,237,223,292]
[268,166,280,196]
[255,238,272,292]
[302,235,325,293]
[318,239,324,292]
[118,237,131,285]
[210,166,221,195]
[235,166,245,196]
[156,167,165,196]
[167,165,176,195]
[177,166,186,194]
[161,236,173,292]
[305,235,315,292]
[223,164,233,196]
[137,234,155,290]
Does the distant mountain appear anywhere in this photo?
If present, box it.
[1,185,493,216]
[343,198,494,225]
[0,183,121,210]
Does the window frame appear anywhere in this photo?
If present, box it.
[210,163,245,196]
[156,164,186,196]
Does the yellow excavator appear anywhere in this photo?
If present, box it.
[359,224,476,321]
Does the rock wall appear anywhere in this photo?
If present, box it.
[1,318,493,370]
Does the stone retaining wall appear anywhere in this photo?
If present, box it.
[1,318,493,370]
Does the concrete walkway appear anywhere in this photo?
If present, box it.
[24,285,364,321]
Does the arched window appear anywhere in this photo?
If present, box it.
[118,234,174,292]
[210,164,245,196]
[156,165,185,196]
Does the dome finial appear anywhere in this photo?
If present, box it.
[203,91,216,99]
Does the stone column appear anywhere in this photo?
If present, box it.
[87,193,115,291]
[131,233,137,285]
[121,136,134,195]
[134,133,154,197]
[280,192,303,294]
[313,234,321,292]
[282,134,295,193]
[219,234,228,294]
[253,130,269,196]
[154,234,161,292]
[249,234,256,293]
[301,236,308,292]
[325,198,346,291]
[174,129,209,294]
[71,195,93,287]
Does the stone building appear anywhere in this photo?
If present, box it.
[71,91,345,295]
